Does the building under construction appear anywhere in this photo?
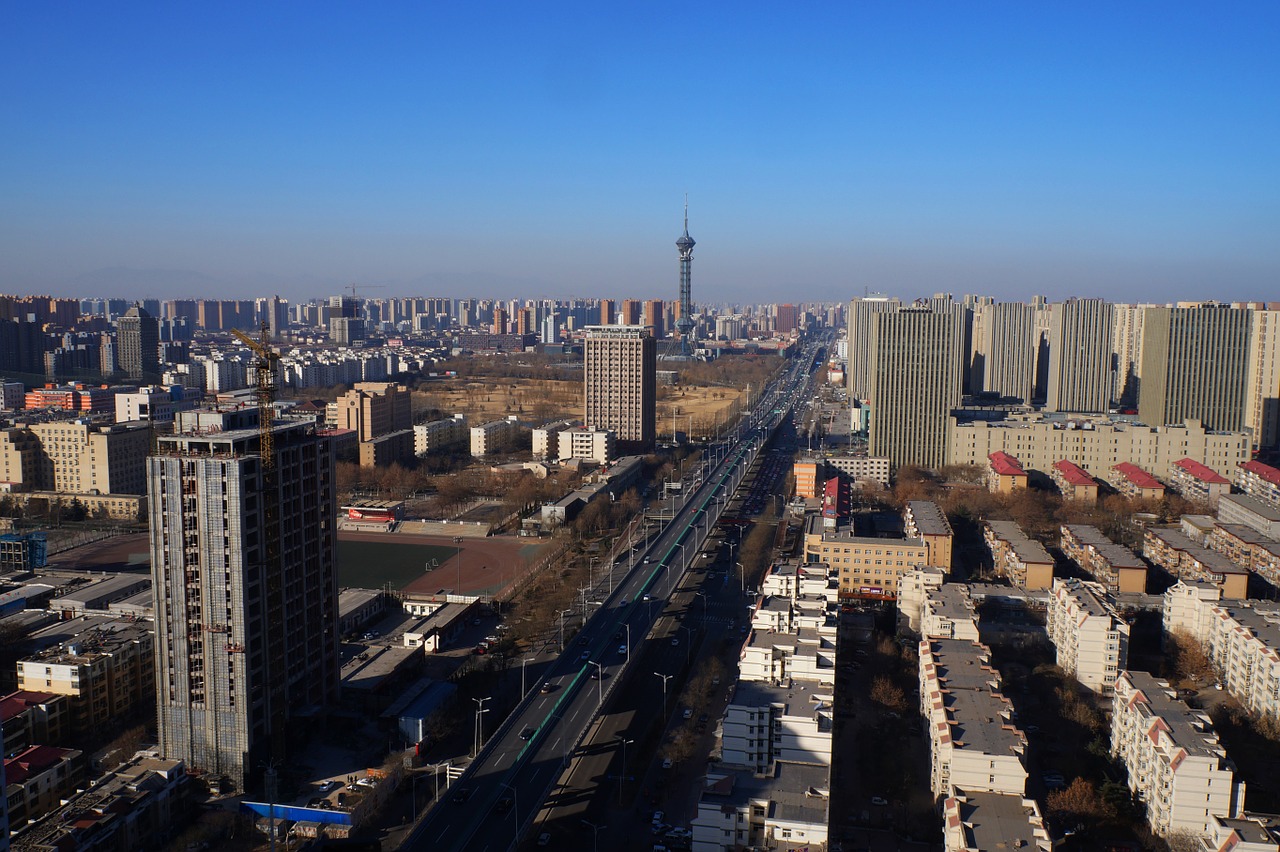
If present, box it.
[147,405,338,793]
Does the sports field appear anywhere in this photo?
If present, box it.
[336,531,543,596]
[336,539,460,591]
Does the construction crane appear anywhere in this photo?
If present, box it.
[346,282,385,300]
[231,321,288,768]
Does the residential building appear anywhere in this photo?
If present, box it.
[689,763,829,852]
[984,521,1054,590]
[1143,527,1249,599]
[0,426,39,491]
[972,301,1038,403]
[1218,493,1280,539]
[116,305,159,381]
[898,567,946,635]
[1169,458,1232,508]
[1052,459,1099,503]
[29,420,151,496]
[114,387,193,425]
[986,451,1027,493]
[3,745,83,830]
[1111,670,1243,839]
[335,382,411,442]
[1235,460,1280,509]
[557,428,614,465]
[942,792,1051,852]
[903,500,955,569]
[0,692,69,755]
[720,680,833,773]
[1244,306,1280,450]
[1046,579,1129,695]
[531,419,576,459]
[583,325,656,454]
[1139,304,1252,432]
[470,417,520,457]
[413,414,467,455]
[920,583,980,641]
[1060,524,1147,593]
[1114,302,1157,406]
[919,638,1027,801]
[792,460,821,498]
[15,622,153,735]
[1,381,24,411]
[357,429,415,468]
[868,308,963,470]
[845,295,900,400]
[950,414,1250,481]
[802,516,927,599]
[1199,816,1279,852]
[1206,524,1280,588]
[822,455,891,487]
[1109,462,1166,501]
[1046,298,1114,413]
[149,406,338,793]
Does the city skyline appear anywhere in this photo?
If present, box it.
[3,4,1278,304]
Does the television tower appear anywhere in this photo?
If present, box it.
[675,197,696,356]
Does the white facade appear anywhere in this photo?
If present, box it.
[898,567,946,635]
[557,427,614,465]
[919,638,1028,801]
[413,414,467,455]
[942,792,1051,852]
[1046,578,1129,695]
[114,387,184,424]
[720,681,833,773]
[921,584,981,641]
[531,419,575,459]
[1111,671,1243,839]
[470,417,519,457]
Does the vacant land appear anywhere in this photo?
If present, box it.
[337,530,546,597]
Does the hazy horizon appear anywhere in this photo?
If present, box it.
[3,4,1277,305]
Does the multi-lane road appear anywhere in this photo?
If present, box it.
[404,335,828,852]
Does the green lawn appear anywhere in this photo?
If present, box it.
[336,540,460,591]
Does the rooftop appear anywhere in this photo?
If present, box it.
[946,792,1048,852]
[1054,578,1121,620]
[1148,527,1248,575]
[906,500,954,537]
[1242,459,1280,487]
[1173,457,1230,484]
[924,639,1025,756]
[1061,524,1147,569]
[986,521,1053,565]
[1052,459,1095,486]
[988,452,1026,477]
[1112,462,1163,489]
[1120,671,1229,760]
[1221,493,1280,523]
[699,762,830,826]
[0,690,61,723]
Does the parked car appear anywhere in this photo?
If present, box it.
[870,796,888,806]
[452,787,472,803]
[537,832,552,846]
[661,758,673,769]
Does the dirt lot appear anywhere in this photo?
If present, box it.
[337,529,547,598]
[44,532,151,573]
[414,379,746,438]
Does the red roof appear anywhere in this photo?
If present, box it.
[1242,460,1280,487]
[0,691,60,723]
[988,452,1026,477]
[3,744,73,785]
[1053,460,1095,486]
[1174,457,1229,485]
[1112,462,1163,489]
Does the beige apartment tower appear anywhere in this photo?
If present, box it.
[1046,298,1114,413]
[846,296,901,400]
[1245,305,1280,449]
[1138,304,1252,432]
[974,301,1037,403]
[584,325,656,453]
[868,308,963,471]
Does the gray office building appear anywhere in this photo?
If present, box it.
[1139,304,1252,432]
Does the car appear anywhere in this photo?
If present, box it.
[667,828,692,840]
[682,708,693,720]
[671,637,679,646]
[652,823,671,835]
[712,677,720,686]
[699,713,709,723]
[661,758,673,769]
[473,645,487,655]
[590,669,603,680]
[870,796,888,806]
[621,598,628,606]
[644,557,651,563]
[540,682,555,694]
[618,644,628,655]
[317,780,340,794]
[579,651,590,661]
[495,797,513,813]
[643,593,653,602]
[537,832,552,846]
[520,727,535,741]
[485,635,499,644]
[452,787,472,803]
[652,810,665,824]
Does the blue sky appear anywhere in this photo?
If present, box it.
[2,3,1277,304]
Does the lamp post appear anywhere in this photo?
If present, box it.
[653,671,672,718]
[588,661,603,706]
[472,696,491,756]
[695,590,708,620]
[558,609,573,651]
[616,736,634,805]
[501,782,519,846]
[521,657,535,696]
[581,819,606,852]
[736,561,746,597]
[590,557,599,591]
[677,626,693,665]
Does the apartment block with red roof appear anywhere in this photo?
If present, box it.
[3,744,83,829]
[1109,462,1166,501]
[1236,460,1280,509]
[1169,457,1232,508]
[1051,460,1098,503]
[986,452,1027,494]
[0,691,69,756]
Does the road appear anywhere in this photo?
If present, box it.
[402,334,829,852]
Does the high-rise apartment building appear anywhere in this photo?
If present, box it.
[1112,303,1155,406]
[642,299,665,340]
[846,296,901,401]
[868,308,962,470]
[117,305,159,381]
[583,325,655,454]
[1245,305,1280,450]
[620,299,643,326]
[973,301,1037,403]
[1138,304,1252,432]
[598,299,615,326]
[148,407,338,793]
[335,382,412,442]
[1046,298,1113,413]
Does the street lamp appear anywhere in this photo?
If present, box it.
[590,557,599,591]
[472,696,491,756]
[677,626,693,665]
[616,736,634,805]
[736,561,746,596]
[653,671,673,717]
[558,609,573,651]
[500,782,519,846]
[694,590,708,620]
[521,657,535,696]
[581,819,607,852]
[588,660,604,706]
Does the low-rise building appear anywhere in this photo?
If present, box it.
[1052,459,1099,503]
[1206,524,1280,587]
[822,455,891,487]
[357,428,415,468]
[557,428,614,465]
[1110,462,1166,501]
[689,763,829,852]
[904,500,954,570]
[1170,458,1232,509]
[802,516,927,600]
[984,520,1054,590]
[1046,579,1129,695]
[4,744,84,831]
[1144,527,1249,599]
[48,575,150,617]
[338,589,387,637]
[986,451,1027,493]
[0,691,69,755]
[1218,493,1280,539]
[942,792,1051,852]
[413,414,467,456]
[1111,671,1243,839]
[897,567,946,635]
[921,584,980,641]
[1060,524,1148,593]
[531,419,576,459]
[1235,460,1280,509]
[470,417,520,457]
[919,638,1027,801]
